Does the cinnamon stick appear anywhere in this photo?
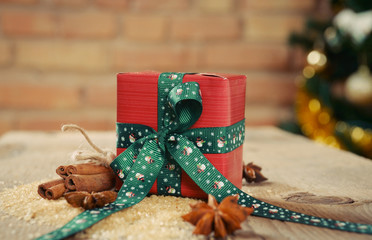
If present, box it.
[38,179,66,200]
[65,172,115,192]
[66,164,112,176]
[56,165,69,179]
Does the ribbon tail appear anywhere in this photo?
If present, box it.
[112,135,156,182]
[36,139,165,240]
[167,135,372,235]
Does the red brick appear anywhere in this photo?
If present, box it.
[0,113,14,135]
[0,0,312,133]
[202,43,289,71]
[0,10,56,37]
[197,0,234,13]
[0,0,39,4]
[112,45,199,72]
[16,109,116,131]
[95,0,129,9]
[244,14,305,42]
[59,12,117,39]
[15,41,109,72]
[239,0,315,12]
[123,15,167,42]
[132,0,190,11]
[0,82,81,110]
[52,0,89,7]
[0,69,39,82]
[245,105,292,126]
[245,72,297,105]
[0,41,12,66]
[184,46,203,70]
[170,16,240,41]
[71,118,115,131]
[288,46,307,71]
[84,83,116,108]
[16,113,64,131]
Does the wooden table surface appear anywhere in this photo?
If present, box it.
[0,127,371,240]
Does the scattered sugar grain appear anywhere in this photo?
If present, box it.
[0,180,83,227]
[0,181,206,239]
[77,195,205,240]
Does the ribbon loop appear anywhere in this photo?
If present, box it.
[167,82,202,132]
[164,82,203,132]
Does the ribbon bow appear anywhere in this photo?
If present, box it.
[37,73,372,240]
[111,80,206,198]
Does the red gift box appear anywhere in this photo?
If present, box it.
[116,72,246,199]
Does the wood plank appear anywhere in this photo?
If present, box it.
[242,127,372,240]
[0,127,371,239]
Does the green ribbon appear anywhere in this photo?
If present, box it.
[115,120,245,197]
[117,121,245,154]
[37,72,372,240]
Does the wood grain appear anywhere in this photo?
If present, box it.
[242,127,372,240]
[0,127,371,239]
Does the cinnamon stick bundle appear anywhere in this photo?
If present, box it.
[57,164,111,179]
[65,172,115,192]
[38,179,66,200]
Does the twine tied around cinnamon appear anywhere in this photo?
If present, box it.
[61,124,116,168]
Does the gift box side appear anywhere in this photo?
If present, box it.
[180,74,246,199]
[116,146,244,199]
[117,72,159,131]
[180,146,244,199]
[182,74,246,128]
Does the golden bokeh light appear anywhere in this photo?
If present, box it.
[307,50,327,67]
[308,99,321,113]
[303,66,316,78]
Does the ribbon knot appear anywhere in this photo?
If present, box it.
[138,81,203,157]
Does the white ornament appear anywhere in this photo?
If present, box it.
[345,65,372,105]
[334,9,372,44]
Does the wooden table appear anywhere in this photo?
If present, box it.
[0,127,371,240]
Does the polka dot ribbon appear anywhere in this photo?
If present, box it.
[36,73,372,240]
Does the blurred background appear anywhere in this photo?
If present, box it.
[0,0,371,158]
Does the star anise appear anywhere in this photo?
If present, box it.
[243,162,268,183]
[182,194,253,238]
[64,191,117,210]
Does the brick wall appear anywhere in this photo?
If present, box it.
[0,0,323,135]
